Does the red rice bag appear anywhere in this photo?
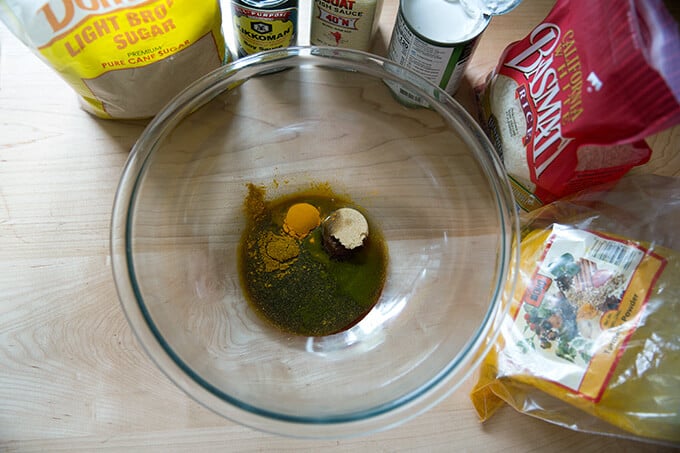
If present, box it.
[477,0,680,211]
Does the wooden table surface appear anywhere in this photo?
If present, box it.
[1,0,678,451]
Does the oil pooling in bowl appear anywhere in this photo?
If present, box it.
[238,183,389,337]
[232,0,299,57]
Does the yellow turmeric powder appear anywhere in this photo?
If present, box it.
[238,184,389,336]
[259,231,300,273]
[242,187,319,274]
[283,203,320,239]
[245,183,266,220]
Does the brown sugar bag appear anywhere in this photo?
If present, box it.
[0,0,230,119]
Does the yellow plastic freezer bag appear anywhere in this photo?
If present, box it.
[0,0,229,119]
[471,175,680,446]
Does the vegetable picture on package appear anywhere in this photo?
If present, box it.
[471,175,680,446]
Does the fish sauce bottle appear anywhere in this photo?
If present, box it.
[310,0,383,51]
[232,0,299,58]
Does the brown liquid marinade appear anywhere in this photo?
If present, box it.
[238,183,389,337]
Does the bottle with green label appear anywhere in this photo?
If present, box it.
[232,0,298,58]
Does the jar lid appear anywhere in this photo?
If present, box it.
[462,0,523,16]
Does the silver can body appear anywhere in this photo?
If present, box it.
[387,0,490,106]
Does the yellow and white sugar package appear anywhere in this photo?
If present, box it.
[0,0,229,119]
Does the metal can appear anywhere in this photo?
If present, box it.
[386,0,490,106]
[232,0,298,58]
[310,0,384,52]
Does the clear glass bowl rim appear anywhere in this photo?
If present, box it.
[110,46,520,438]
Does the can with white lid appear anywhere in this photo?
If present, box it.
[386,0,491,106]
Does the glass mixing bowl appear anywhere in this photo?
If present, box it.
[111,47,519,438]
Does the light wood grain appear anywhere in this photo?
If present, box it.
[1,0,678,451]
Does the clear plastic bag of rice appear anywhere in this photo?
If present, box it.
[0,0,230,119]
[476,0,680,211]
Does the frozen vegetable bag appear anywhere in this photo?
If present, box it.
[0,0,228,119]
[470,175,680,445]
